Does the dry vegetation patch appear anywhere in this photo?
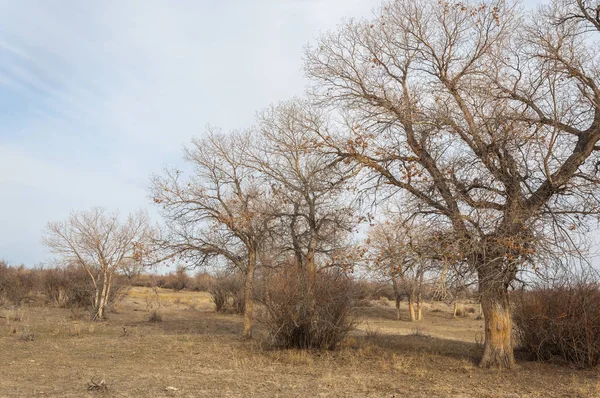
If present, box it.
[1,287,598,397]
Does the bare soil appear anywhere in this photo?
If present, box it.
[1,287,598,397]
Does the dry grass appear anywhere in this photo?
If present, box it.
[0,288,598,397]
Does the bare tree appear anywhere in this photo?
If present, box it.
[367,215,442,321]
[305,0,600,368]
[246,100,357,289]
[151,129,274,338]
[43,207,151,320]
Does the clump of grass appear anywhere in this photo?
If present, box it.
[364,323,380,339]
[148,310,163,323]
[19,328,34,341]
[87,378,108,392]
[411,325,431,338]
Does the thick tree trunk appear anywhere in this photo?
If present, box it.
[242,250,256,339]
[408,292,416,322]
[479,280,515,369]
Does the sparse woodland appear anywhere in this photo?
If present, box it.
[3,0,600,395]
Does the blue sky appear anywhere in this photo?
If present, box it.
[0,0,384,266]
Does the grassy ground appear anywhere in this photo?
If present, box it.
[1,287,598,397]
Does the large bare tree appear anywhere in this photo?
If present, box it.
[305,0,600,368]
[151,129,274,338]
[43,207,151,320]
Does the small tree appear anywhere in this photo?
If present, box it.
[43,207,151,320]
[151,129,274,338]
[367,216,439,321]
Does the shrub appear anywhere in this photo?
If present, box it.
[261,269,357,350]
[513,282,600,368]
[0,261,37,306]
[42,266,95,308]
[208,273,245,314]
[192,272,214,292]
[209,277,229,312]
[42,266,129,311]
[148,310,163,323]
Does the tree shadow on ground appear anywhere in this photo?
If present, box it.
[361,332,483,365]
[128,310,246,336]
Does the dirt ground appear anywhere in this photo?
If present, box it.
[1,287,598,397]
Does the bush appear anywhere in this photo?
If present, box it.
[43,266,94,308]
[513,282,600,368]
[42,266,129,311]
[0,261,37,306]
[208,273,245,314]
[261,269,357,350]
[192,272,214,292]
[148,310,163,323]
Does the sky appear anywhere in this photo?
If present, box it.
[1,0,580,271]
[0,0,389,266]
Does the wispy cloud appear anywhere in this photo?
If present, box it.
[0,0,382,265]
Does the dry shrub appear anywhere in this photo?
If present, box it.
[192,272,214,292]
[0,261,37,306]
[42,266,129,310]
[513,282,600,368]
[353,279,392,301]
[148,310,163,323]
[208,273,245,314]
[209,279,228,312]
[153,266,192,291]
[453,304,466,318]
[261,270,357,350]
[43,266,94,307]
[106,275,130,312]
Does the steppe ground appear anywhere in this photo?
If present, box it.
[1,287,598,398]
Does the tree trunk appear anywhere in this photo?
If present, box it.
[416,269,424,321]
[94,286,101,315]
[478,279,515,369]
[416,290,422,321]
[391,275,401,320]
[306,235,317,291]
[242,250,256,339]
[408,292,416,322]
[96,273,110,320]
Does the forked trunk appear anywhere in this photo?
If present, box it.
[242,250,256,339]
[479,280,515,369]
